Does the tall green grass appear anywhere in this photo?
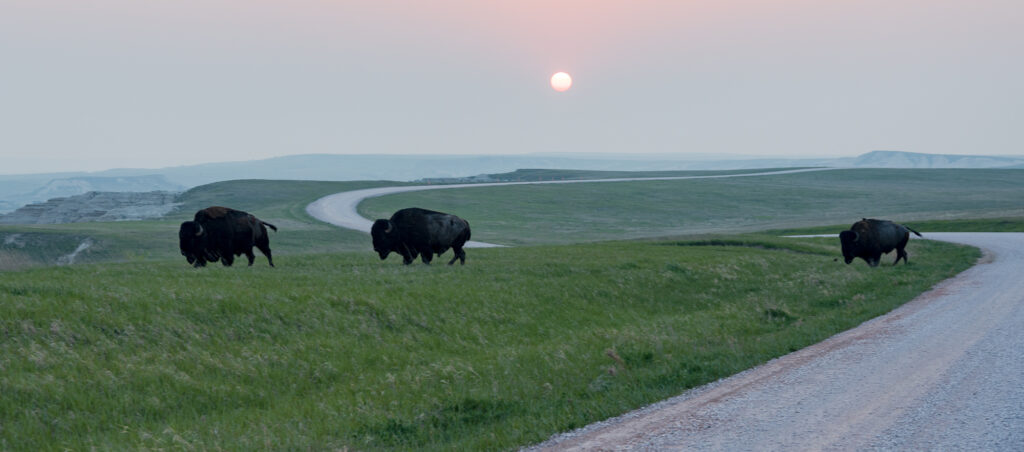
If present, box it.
[0,236,977,450]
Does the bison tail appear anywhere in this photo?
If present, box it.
[263,221,278,232]
[906,226,922,237]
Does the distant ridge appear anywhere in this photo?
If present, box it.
[29,175,183,200]
[2,151,1022,213]
[0,175,183,215]
[850,151,1024,169]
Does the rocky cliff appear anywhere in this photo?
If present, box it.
[0,191,180,224]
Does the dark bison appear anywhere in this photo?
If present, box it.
[839,218,922,267]
[371,207,471,265]
[179,206,277,267]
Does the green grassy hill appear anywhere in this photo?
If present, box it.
[360,168,1024,245]
[481,167,805,181]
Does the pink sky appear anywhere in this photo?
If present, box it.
[1,0,1021,173]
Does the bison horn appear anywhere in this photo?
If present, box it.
[195,223,204,236]
[384,221,393,234]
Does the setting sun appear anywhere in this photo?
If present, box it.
[550,72,572,92]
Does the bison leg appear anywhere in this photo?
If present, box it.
[258,245,274,267]
[221,254,235,267]
[204,249,220,262]
[895,247,908,265]
[420,250,434,265]
[245,249,256,266]
[255,235,274,267]
[398,243,416,265]
[448,247,466,265]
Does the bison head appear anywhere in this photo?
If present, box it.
[838,230,859,265]
[178,221,209,267]
[370,219,399,260]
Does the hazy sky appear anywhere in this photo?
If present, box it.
[1,1,1021,174]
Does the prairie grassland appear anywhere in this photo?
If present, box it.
[0,236,977,450]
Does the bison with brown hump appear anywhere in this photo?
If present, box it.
[839,218,922,267]
[179,206,277,267]
[371,207,470,265]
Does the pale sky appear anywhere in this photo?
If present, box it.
[1,0,1021,174]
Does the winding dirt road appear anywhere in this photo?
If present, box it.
[528,233,1024,451]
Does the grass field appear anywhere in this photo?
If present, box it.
[0,235,978,450]
[359,168,1024,245]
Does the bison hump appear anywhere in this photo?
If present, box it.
[199,206,234,219]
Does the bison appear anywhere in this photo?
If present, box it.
[839,218,922,267]
[179,206,277,267]
[371,207,470,265]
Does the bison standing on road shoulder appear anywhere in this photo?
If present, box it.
[179,206,277,267]
[839,218,922,267]
[371,207,470,265]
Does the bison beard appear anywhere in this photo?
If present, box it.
[371,207,470,265]
[179,206,277,268]
[840,218,922,267]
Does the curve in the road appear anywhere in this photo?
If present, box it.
[528,232,1024,451]
[305,167,836,247]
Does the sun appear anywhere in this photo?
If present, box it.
[550,72,572,92]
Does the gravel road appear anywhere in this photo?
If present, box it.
[304,167,834,247]
[527,232,1024,451]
